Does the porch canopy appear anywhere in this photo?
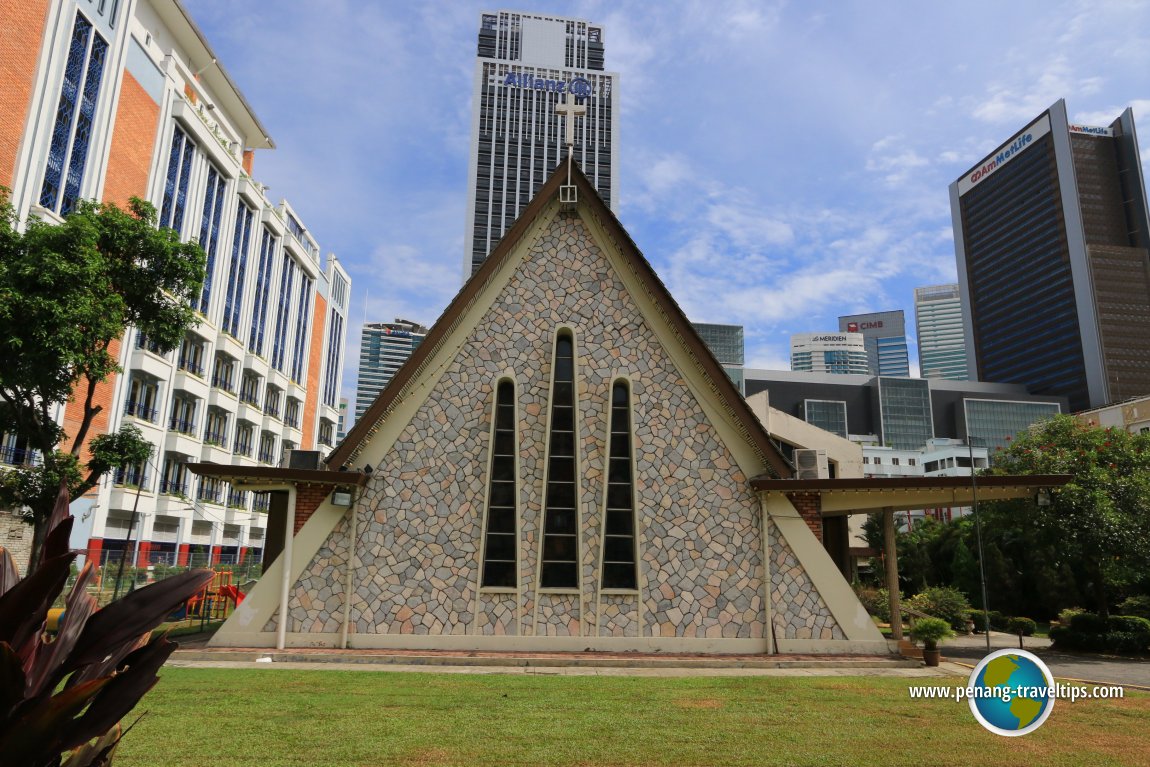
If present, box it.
[751,474,1072,640]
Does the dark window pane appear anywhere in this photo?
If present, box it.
[546,481,575,509]
[487,507,515,533]
[492,459,515,482]
[543,534,577,562]
[553,381,573,403]
[603,562,636,590]
[496,402,514,430]
[482,560,516,588]
[608,456,631,483]
[604,535,634,563]
[493,430,515,456]
[490,480,516,508]
[541,561,578,589]
[551,405,573,432]
[545,508,577,535]
[548,456,575,483]
[606,509,634,536]
[550,430,574,456]
[609,433,629,458]
[612,382,628,406]
[607,483,631,509]
[485,531,516,561]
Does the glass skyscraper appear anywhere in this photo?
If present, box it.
[914,284,968,380]
[465,11,618,277]
[691,322,744,393]
[950,99,1150,411]
[838,311,910,377]
[354,320,428,424]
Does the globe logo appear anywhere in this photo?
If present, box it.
[967,649,1055,736]
[569,78,593,98]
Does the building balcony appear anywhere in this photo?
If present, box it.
[0,445,41,467]
[123,400,159,424]
[173,369,210,401]
[197,485,223,505]
[129,346,172,380]
[159,479,188,498]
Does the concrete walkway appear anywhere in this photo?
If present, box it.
[943,630,1150,691]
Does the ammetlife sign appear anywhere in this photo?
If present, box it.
[1069,123,1113,138]
[958,115,1051,195]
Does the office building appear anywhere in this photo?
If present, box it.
[464,10,618,276]
[354,319,428,423]
[838,311,910,377]
[914,284,968,380]
[951,99,1150,411]
[0,0,350,568]
[790,332,869,375]
[744,370,1064,458]
[691,322,744,393]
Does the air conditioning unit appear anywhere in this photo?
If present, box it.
[281,450,321,470]
[793,448,829,480]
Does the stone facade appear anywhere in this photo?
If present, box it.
[274,211,841,643]
[769,518,846,641]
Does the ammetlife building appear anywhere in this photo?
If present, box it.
[950,99,1150,411]
[464,11,619,277]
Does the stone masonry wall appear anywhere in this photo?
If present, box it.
[284,211,839,643]
[769,517,845,641]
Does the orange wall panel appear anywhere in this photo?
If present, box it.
[61,337,122,496]
[0,0,51,189]
[102,71,159,208]
[300,295,328,450]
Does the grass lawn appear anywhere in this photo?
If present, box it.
[113,668,1150,766]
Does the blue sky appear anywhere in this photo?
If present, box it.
[190,0,1150,397]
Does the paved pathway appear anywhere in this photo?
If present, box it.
[943,631,1150,690]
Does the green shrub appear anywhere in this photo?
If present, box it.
[1057,607,1085,626]
[1050,613,1150,653]
[854,584,893,623]
[1117,595,1150,619]
[908,586,971,632]
[910,616,955,649]
[1007,616,1037,636]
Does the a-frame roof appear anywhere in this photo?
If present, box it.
[329,161,792,479]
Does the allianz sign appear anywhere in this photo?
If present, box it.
[503,73,593,98]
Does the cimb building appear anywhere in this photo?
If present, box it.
[353,320,428,425]
[950,99,1150,411]
[464,10,618,277]
[0,0,350,568]
[838,310,910,377]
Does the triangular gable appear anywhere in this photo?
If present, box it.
[329,162,791,479]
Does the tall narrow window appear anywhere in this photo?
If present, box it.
[601,381,637,590]
[40,13,109,215]
[196,163,226,314]
[248,229,276,354]
[270,255,296,371]
[481,380,517,588]
[222,204,253,336]
[540,331,578,589]
[290,277,313,382]
[159,126,195,232]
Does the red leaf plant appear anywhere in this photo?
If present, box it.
[0,480,212,766]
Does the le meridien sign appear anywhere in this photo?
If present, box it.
[958,115,1051,195]
[503,72,593,98]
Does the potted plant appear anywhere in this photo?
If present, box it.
[911,617,955,667]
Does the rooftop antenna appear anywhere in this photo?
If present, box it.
[555,92,586,210]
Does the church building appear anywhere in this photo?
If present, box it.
[196,162,892,654]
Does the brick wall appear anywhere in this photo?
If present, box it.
[61,337,121,495]
[785,492,823,543]
[300,295,327,450]
[102,70,160,208]
[0,0,50,188]
[293,485,333,534]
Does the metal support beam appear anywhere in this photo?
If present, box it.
[883,507,902,640]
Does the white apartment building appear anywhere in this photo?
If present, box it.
[0,0,350,567]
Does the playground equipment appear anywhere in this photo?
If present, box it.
[174,569,244,621]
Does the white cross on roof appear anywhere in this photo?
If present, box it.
[555,94,587,147]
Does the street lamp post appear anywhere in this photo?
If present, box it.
[968,436,992,654]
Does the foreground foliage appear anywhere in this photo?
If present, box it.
[0,483,212,766]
